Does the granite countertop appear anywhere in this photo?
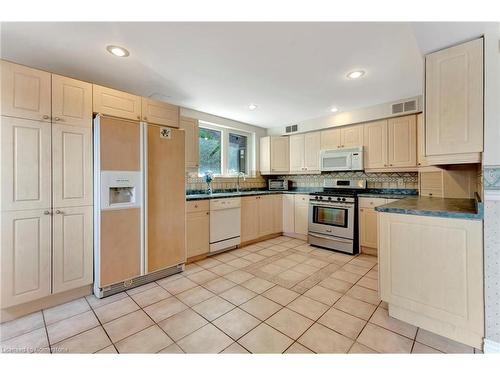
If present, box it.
[358,189,418,200]
[375,196,483,220]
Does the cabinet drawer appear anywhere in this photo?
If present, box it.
[359,197,387,208]
[186,200,209,213]
[294,194,309,204]
[419,188,443,198]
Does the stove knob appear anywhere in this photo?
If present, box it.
[319,196,323,200]
[342,197,346,202]
[327,197,332,201]
[337,197,341,201]
[315,196,319,200]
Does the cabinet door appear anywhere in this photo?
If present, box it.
[320,128,341,150]
[52,75,92,127]
[364,120,388,169]
[52,206,93,293]
[93,84,141,121]
[258,195,274,236]
[241,196,259,242]
[359,207,378,248]
[273,195,283,233]
[304,132,321,172]
[259,136,271,174]
[52,124,93,208]
[1,117,51,211]
[282,194,295,234]
[426,38,483,156]
[416,113,428,167]
[141,97,179,128]
[1,61,51,122]
[147,126,186,272]
[186,211,210,258]
[180,116,199,169]
[388,115,417,168]
[289,134,305,172]
[294,195,309,236]
[340,125,363,148]
[1,210,51,308]
[270,137,289,173]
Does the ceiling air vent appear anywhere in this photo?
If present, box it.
[391,102,404,114]
[285,124,298,133]
[404,100,417,112]
[391,99,417,115]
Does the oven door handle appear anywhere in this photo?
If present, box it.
[309,202,352,209]
[308,232,353,244]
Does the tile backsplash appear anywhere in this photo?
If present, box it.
[274,171,418,190]
[186,174,267,191]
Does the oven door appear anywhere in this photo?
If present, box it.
[308,201,354,239]
[320,151,353,171]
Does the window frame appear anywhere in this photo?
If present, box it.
[198,121,253,178]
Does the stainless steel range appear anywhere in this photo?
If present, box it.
[308,179,366,254]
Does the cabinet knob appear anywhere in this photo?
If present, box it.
[55,209,63,214]
[206,212,209,215]
[137,115,141,120]
[43,210,51,215]
[42,115,50,120]
[194,204,198,208]
[54,117,61,121]
[360,208,364,212]
[143,116,148,121]
[418,162,421,166]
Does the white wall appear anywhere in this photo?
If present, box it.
[180,107,267,175]
[266,95,422,135]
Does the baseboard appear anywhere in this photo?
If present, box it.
[484,339,500,353]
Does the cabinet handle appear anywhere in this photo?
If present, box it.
[42,115,50,120]
[43,210,51,215]
[55,209,63,214]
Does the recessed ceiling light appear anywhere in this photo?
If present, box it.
[346,70,365,80]
[106,45,130,57]
[248,104,257,110]
[330,107,339,113]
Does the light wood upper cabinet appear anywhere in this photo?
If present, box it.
[282,194,295,234]
[425,38,483,160]
[1,117,52,211]
[93,84,141,121]
[186,200,210,259]
[416,113,428,167]
[1,209,52,308]
[363,120,388,169]
[51,75,92,127]
[289,132,320,173]
[387,115,417,168]
[52,205,93,294]
[341,125,364,148]
[180,116,199,169]
[289,134,305,173]
[320,128,341,150]
[260,136,289,174]
[52,124,93,208]
[141,97,179,128]
[294,194,309,236]
[1,60,51,122]
[241,196,259,243]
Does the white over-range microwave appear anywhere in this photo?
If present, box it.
[320,146,364,172]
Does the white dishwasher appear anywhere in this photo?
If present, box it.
[209,197,241,253]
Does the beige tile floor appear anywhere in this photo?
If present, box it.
[0,236,482,354]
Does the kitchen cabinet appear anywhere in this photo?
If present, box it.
[425,38,483,164]
[294,194,309,237]
[416,113,428,167]
[258,195,275,236]
[52,124,93,208]
[282,194,295,234]
[341,125,364,148]
[93,84,142,121]
[260,136,289,174]
[363,120,388,169]
[241,196,259,242]
[419,166,478,198]
[320,128,341,150]
[273,194,283,233]
[378,212,483,348]
[289,132,321,173]
[180,116,199,170]
[141,97,179,128]
[52,206,93,293]
[186,200,210,259]
[388,115,417,168]
[1,60,51,122]
[51,74,92,127]
[0,117,52,211]
[1,209,52,307]
[241,195,283,243]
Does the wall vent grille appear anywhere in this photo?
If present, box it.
[391,99,417,115]
[285,124,298,133]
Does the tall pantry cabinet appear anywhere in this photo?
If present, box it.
[1,61,93,308]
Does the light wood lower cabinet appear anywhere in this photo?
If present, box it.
[52,206,93,293]
[258,195,275,236]
[186,200,210,259]
[294,194,309,236]
[282,194,295,234]
[1,209,52,308]
[359,207,378,249]
[273,195,283,233]
[378,212,484,348]
[241,197,259,243]
[241,195,282,243]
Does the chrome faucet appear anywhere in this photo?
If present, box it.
[236,172,246,193]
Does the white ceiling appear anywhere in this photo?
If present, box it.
[0,22,496,128]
